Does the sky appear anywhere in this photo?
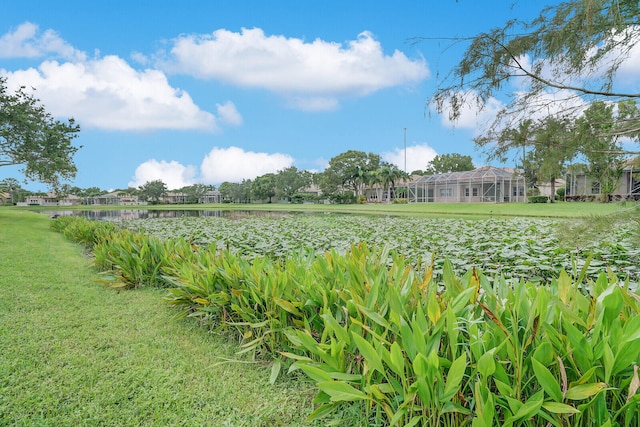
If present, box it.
[0,0,578,191]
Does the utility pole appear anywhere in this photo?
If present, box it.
[403,128,407,173]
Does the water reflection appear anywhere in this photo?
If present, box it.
[41,209,297,221]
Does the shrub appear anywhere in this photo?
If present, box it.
[556,185,566,199]
[529,195,549,203]
[52,217,640,426]
[392,197,408,204]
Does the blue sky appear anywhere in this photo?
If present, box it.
[1,1,565,191]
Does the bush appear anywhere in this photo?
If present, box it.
[556,185,566,199]
[329,193,356,204]
[356,195,367,204]
[529,195,549,203]
[527,187,540,197]
[53,217,640,426]
[392,197,408,204]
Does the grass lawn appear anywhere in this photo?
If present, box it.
[0,209,316,426]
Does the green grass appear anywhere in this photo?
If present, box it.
[0,210,316,426]
[18,200,636,218]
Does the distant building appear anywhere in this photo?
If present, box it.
[199,190,222,204]
[565,158,640,201]
[18,192,82,206]
[407,166,526,203]
[537,179,566,198]
[84,191,143,206]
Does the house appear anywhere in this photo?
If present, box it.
[537,179,566,198]
[84,191,143,206]
[0,191,10,205]
[364,176,414,203]
[199,190,222,204]
[565,158,640,201]
[163,192,188,204]
[407,166,526,203]
[18,192,82,206]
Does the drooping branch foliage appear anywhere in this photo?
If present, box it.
[432,0,640,146]
[0,77,81,188]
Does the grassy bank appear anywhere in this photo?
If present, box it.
[18,200,636,219]
[0,210,315,426]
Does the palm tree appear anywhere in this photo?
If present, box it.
[364,169,382,202]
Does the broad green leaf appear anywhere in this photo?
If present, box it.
[542,402,580,414]
[320,312,349,344]
[441,353,467,401]
[306,403,340,422]
[596,285,623,327]
[269,359,282,385]
[427,290,441,325]
[413,353,428,377]
[317,381,369,402]
[533,341,554,367]
[477,349,496,378]
[351,332,384,374]
[565,382,607,400]
[389,341,405,378]
[622,314,640,343]
[494,378,514,397]
[558,269,571,305]
[504,390,544,424]
[405,416,424,427]
[532,358,563,402]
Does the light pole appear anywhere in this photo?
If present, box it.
[403,127,407,173]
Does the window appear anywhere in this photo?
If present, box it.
[465,188,469,197]
[591,181,601,194]
[472,188,478,197]
[513,186,524,196]
[439,188,453,197]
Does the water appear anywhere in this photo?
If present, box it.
[40,209,298,221]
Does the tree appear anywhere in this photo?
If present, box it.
[138,180,167,204]
[178,184,213,204]
[432,1,640,148]
[376,162,408,201]
[0,177,24,204]
[252,173,277,203]
[0,78,81,188]
[275,166,312,201]
[531,116,575,202]
[424,153,474,175]
[574,100,631,201]
[324,150,381,197]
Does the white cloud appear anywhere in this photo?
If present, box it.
[1,56,217,131]
[438,91,504,132]
[129,159,197,190]
[200,146,294,184]
[382,144,438,173]
[216,101,243,126]
[161,28,429,110]
[0,22,85,61]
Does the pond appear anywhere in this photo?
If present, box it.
[39,209,300,221]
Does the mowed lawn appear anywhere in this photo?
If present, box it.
[0,209,315,426]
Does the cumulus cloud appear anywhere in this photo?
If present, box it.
[161,28,429,111]
[216,101,243,126]
[382,144,438,173]
[0,22,85,61]
[1,56,217,131]
[200,146,294,184]
[437,91,504,133]
[129,159,197,190]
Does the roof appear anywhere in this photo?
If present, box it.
[408,166,523,185]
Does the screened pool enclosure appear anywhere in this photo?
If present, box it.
[407,166,526,203]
